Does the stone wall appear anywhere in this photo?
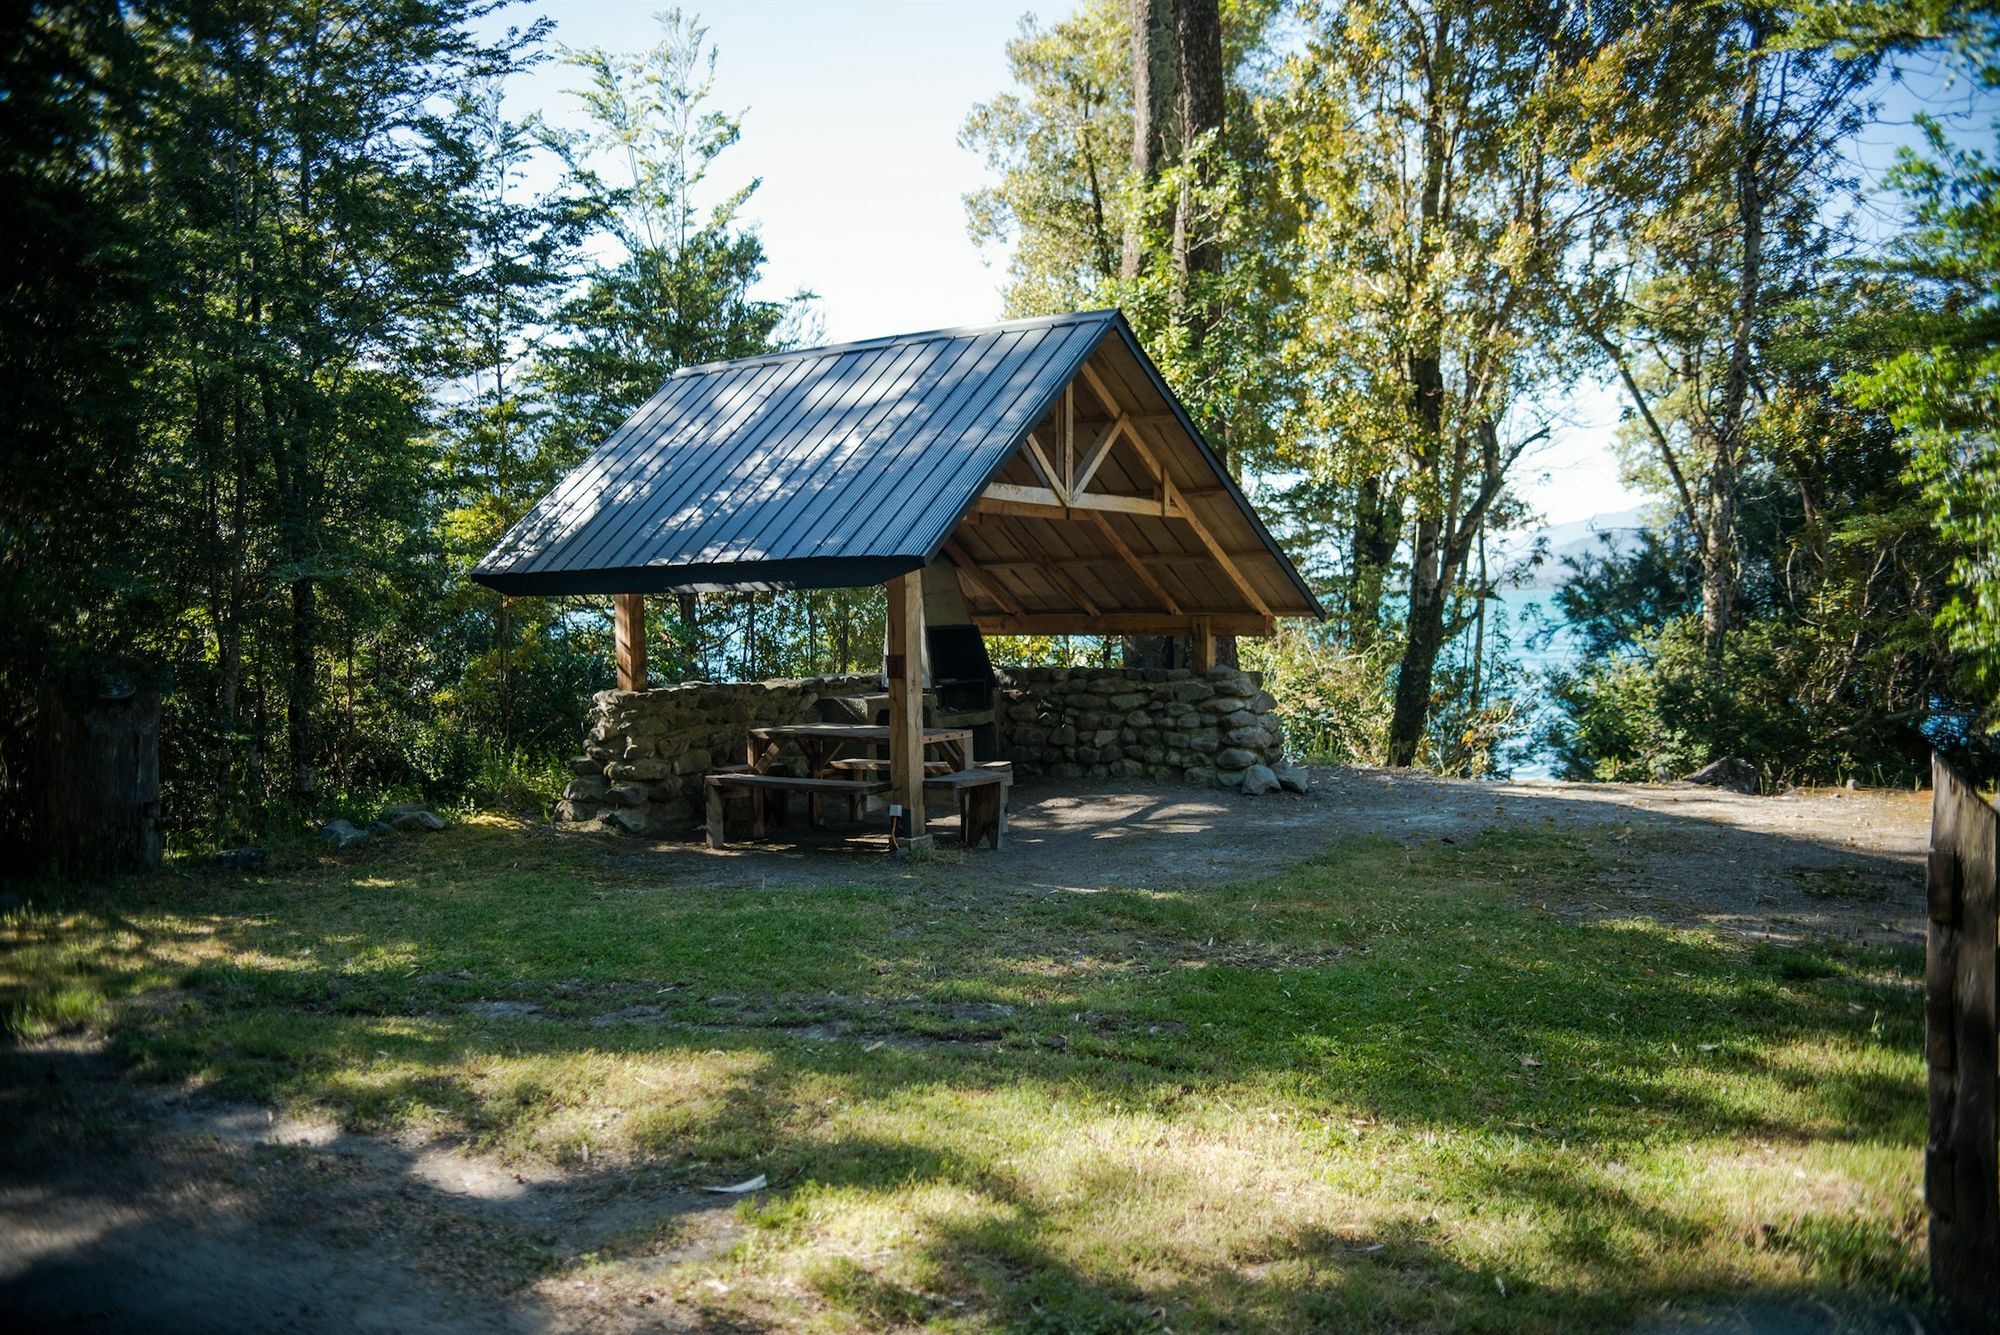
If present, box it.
[556,665,1291,836]
[995,666,1285,788]
[556,674,880,836]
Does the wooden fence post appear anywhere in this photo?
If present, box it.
[1928,752,1999,1331]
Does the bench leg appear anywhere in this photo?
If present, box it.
[750,789,767,839]
[705,784,726,850]
[956,785,1000,849]
[983,785,1004,849]
[809,791,824,827]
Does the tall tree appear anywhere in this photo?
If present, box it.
[0,2,162,856]
[1274,0,1612,766]
[434,75,584,753]
[1573,3,1873,656]
[962,0,1132,317]
[536,9,813,664]
[166,2,532,804]
[1847,116,2000,711]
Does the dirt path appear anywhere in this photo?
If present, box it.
[1,1041,730,1333]
[607,766,1931,948]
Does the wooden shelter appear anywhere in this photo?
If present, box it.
[474,309,1320,838]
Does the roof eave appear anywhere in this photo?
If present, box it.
[470,554,926,598]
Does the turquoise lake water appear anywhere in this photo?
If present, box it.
[1483,587,1586,780]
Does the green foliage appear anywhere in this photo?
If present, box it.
[1240,625,1392,765]
[1547,617,1770,783]
[961,0,1131,316]
[1550,236,1973,786]
[1546,611,1946,788]
[1845,117,2000,712]
[5,0,1994,855]
[535,9,814,450]
[0,4,823,859]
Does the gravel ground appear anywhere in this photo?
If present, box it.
[604,765,1931,948]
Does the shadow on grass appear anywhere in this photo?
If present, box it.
[0,804,1930,1330]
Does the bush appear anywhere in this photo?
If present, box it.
[1241,624,1392,766]
[1541,615,1946,788]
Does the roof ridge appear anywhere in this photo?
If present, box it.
[671,308,1121,378]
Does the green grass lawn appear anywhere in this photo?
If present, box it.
[1,817,1924,1331]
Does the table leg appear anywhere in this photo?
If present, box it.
[808,739,830,826]
[705,782,727,850]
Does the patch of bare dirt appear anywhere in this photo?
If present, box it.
[587,766,1930,948]
[0,1041,736,1332]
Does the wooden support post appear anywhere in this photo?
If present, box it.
[614,594,647,692]
[1062,384,1075,493]
[1189,617,1216,675]
[1927,751,1999,1329]
[885,571,927,844]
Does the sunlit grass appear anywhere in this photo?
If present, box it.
[0,814,1924,1330]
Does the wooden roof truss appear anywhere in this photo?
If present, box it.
[949,346,1290,639]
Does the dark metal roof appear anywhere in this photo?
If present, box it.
[470,309,1320,619]
[473,311,1117,595]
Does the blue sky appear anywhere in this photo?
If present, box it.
[485,1,1995,530]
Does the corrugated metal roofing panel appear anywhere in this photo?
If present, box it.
[470,308,1322,621]
[473,311,1119,595]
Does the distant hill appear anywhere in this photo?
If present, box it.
[1500,506,1649,588]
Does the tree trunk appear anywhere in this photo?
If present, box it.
[288,574,316,804]
[1123,0,1181,280]
[1469,520,1487,711]
[1388,514,1444,767]
[1386,331,1447,766]
[1348,474,1399,648]
[1383,19,1453,768]
[1123,0,1226,671]
[1171,0,1223,347]
[1705,11,1766,657]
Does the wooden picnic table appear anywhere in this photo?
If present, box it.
[712,723,1005,848]
[746,722,974,784]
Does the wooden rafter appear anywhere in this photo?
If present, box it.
[978,514,1105,617]
[975,611,1272,636]
[1020,430,1069,504]
[974,483,1180,521]
[955,551,1266,572]
[1033,555,1102,616]
[1080,367,1277,620]
[943,538,1025,616]
[1062,385,1074,489]
[1069,415,1128,497]
[1174,497,1273,617]
[1088,512,1181,615]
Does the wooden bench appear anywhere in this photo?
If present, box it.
[704,773,889,848]
[923,768,1008,850]
[827,757,953,777]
